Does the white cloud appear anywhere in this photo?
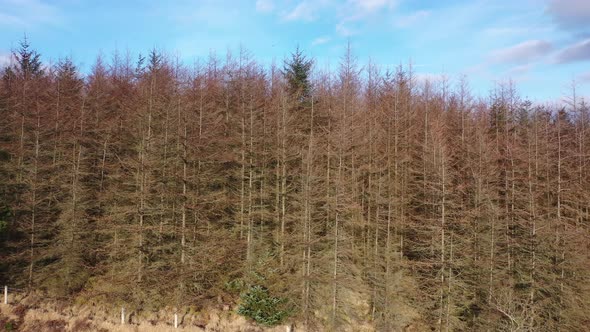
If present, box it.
[507,64,532,76]
[482,26,551,37]
[490,40,553,64]
[348,0,395,15]
[336,22,355,36]
[577,71,590,84]
[311,36,330,46]
[330,0,397,36]
[546,0,590,32]
[0,12,24,25]
[283,1,319,22]
[0,0,62,28]
[279,0,398,43]
[256,0,274,13]
[395,10,430,28]
[555,38,590,63]
[0,52,12,68]
[281,0,396,22]
[343,0,396,22]
[169,2,240,28]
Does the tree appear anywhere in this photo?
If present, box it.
[13,36,44,80]
[282,46,313,105]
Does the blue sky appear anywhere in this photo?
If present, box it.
[0,0,589,102]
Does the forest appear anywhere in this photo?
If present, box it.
[0,39,589,331]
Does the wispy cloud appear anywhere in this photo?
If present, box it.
[256,0,274,13]
[490,40,553,64]
[335,21,356,36]
[333,0,397,36]
[168,2,240,28]
[555,38,590,63]
[395,10,430,28]
[578,71,590,84]
[0,0,62,28]
[482,26,551,37]
[311,36,330,46]
[339,0,397,24]
[281,0,396,22]
[0,12,24,26]
[284,2,312,21]
[283,0,330,22]
[546,0,590,33]
[507,63,533,77]
[347,0,396,18]
[0,51,12,68]
[281,0,397,35]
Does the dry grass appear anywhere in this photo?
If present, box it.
[1,300,294,332]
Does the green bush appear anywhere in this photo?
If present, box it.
[4,321,14,331]
[237,285,290,326]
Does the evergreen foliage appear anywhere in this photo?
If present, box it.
[13,36,44,78]
[282,46,313,103]
[237,285,290,326]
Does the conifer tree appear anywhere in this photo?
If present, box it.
[282,46,313,105]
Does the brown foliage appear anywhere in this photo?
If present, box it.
[1,42,589,331]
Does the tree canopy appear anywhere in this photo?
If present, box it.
[282,46,313,104]
[0,38,589,331]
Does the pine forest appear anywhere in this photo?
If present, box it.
[1,39,589,331]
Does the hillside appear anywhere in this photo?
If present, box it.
[1,40,589,331]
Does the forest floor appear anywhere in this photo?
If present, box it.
[0,294,292,332]
[0,292,425,331]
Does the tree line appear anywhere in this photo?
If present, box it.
[0,39,589,331]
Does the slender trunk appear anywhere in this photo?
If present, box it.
[99,139,108,193]
[332,151,342,329]
[280,98,287,266]
[246,99,254,260]
[28,104,41,289]
[303,96,314,326]
[556,113,564,323]
[240,106,246,239]
[53,80,60,165]
[181,124,187,265]
[439,144,446,331]
[446,233,453,332]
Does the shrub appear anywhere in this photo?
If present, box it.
[237,285,290,326]
[225,278,245,293]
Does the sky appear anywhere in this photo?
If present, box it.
[0,0,589,103]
